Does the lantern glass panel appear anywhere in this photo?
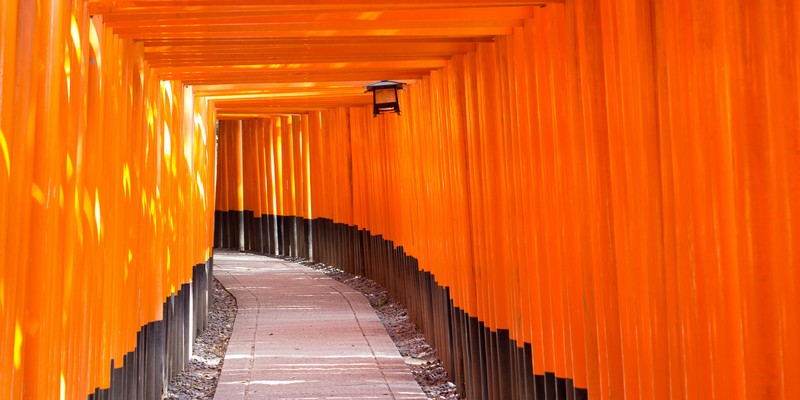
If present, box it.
[375,87,397,104]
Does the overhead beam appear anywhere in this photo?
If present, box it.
[104,6,538,27]
[138,36,495,46]
[88,0,560,14]
[192,80,409,96]
[147,56,452,69]
[174,70,426,85]
[120,26,513,39]
[144,41,476,54]
[157,59,446,73]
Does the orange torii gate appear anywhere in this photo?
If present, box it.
[2,0,800,399]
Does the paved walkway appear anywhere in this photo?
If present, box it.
[213,251,427,399]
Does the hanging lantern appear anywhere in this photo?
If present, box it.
[364,80,406,117]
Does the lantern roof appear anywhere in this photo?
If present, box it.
[364,80,407,92]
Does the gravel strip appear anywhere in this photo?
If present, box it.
[299,259,460,399]
[164,278,237,399]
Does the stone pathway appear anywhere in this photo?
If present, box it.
[213,251,427,399]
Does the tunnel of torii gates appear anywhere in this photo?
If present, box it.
[0,0,799,399]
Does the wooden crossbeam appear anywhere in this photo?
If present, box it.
[176,70,426,85]
[105,6,538,26]
[88,0,559,14]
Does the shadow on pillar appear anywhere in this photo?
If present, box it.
[89,260,213,400]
